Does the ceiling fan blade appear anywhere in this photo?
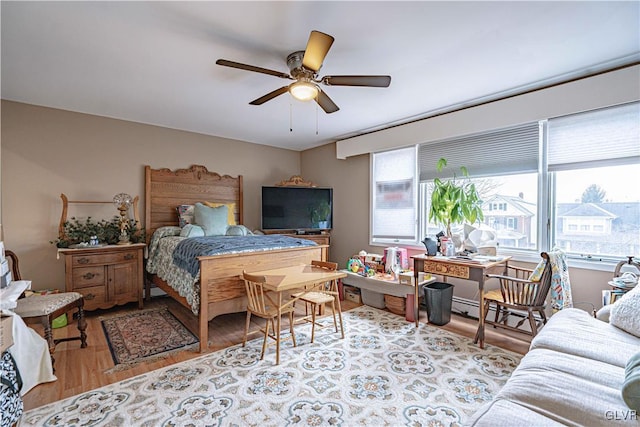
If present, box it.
[315,90,339,114]
[216,59,292,80]
[249,86,290,105]
[302,31,335,72]
[323,75,391,87]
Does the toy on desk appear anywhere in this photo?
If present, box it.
[350,251,385,275]
[346,257,380,277]
[347,257,364,273]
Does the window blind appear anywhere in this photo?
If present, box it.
[548,101,640,171]
[418,123,540,181]
[371,147,417,242]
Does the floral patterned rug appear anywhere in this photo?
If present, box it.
[101,307,198,371]
[22,306,521,426]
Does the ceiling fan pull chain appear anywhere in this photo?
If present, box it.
[316,103,319,135]
[290,102,293,132]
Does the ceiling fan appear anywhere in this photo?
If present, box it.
[216,30,391,114]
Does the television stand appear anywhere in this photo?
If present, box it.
[296,229,323,235]
[261,229,331,260]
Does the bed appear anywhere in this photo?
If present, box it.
[144,164,326,352]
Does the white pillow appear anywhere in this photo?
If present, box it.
[596,304,612,323]
[225,225,253,236]
[180,224,205,238]
[610,285,640,337]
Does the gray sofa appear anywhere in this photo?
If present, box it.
[467,307,640,426]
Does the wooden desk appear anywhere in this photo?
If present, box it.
[412,254,510,349]
[251,264,347,364]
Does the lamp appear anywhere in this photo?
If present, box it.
[113,193,133,245]
[289,80,318,101]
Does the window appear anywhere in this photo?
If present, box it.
[371,102,639,261]
[370,147,418,245]
[419,123,540,251]
[548,102,640,259]
[420,173,538,250]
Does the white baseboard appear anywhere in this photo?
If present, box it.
[451,296,542,333]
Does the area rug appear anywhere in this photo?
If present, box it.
[101,307,198,372]
[22,306,521,426]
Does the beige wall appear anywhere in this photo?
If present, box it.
[300,143,372,267]
[1,100,300,289]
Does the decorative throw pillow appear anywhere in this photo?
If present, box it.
[596,304,612,323]
[610,284,640,337]
[204,202,237,225]
[194,202,228,236]
[177,204,195,228]
[225,225,253,236]
[180,224,205,238]
[623,351,640,411]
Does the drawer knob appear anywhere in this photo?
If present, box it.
[85,293,95,300]
[124,254,134,260]
[83,273,96,280]
[78,258,90,264]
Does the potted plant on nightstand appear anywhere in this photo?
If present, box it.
[429,157,484,240]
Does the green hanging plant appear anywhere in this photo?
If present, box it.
[429,158,484,237]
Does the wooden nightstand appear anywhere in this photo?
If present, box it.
[58,243,145,311]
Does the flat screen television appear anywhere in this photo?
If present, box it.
[261,186,333,232]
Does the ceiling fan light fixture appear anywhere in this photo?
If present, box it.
[289,80,318,101]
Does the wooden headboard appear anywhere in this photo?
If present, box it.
[144,165,244,243]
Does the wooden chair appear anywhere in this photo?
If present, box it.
[242,271,297,361]
[6,250,87,370]
[474,252,553,342]
[291,260,344,343]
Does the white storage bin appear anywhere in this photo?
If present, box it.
[361,289,385,309]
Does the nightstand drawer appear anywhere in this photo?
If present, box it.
[72,266,106,288]
[71,251,138,267]
[76,286,107,309]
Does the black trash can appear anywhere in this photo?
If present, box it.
[424,282,454,325]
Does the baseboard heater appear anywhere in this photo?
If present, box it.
[451,296,543,331]
[451,296,483,320]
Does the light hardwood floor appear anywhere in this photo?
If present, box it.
[22,296,532,411]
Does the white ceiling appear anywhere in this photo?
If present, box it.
[2,1,639,151]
